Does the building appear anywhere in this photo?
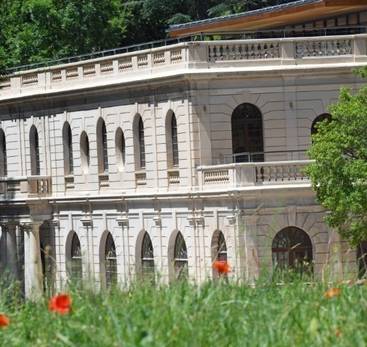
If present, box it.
[0,0,367,298]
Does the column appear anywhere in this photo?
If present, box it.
[23,222,43,299]
[6,224,19,280]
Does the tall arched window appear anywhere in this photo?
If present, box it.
[231,103,263,162]
[171,114,179,166]
[115,127,125,172]
[357,241,367,279]
[311,113,331,137]
[104,233,117,288]
[97,118,109,173]
[211,231,228,278]
[69,233,82,282]
[30,125,40,175]
[80,131,90,174]
[138,117,146,169]
[272,227,313,273]
[0,129,7,176]
[174,232,188,280]
[166,111,179,168]
[63,122,74,175]
[141,232,154,278]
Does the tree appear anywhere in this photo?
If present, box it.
[307,82,367,244]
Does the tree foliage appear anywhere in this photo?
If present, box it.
[0,0,298,70]
[307,83,367,244]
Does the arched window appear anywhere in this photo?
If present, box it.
[311,113,331,137]
[211,231,228,278]
[97,118,109,173]
[104,233,117,287]
[80,131,90,174]
[40,222,55,295]
[272,227,313,273]
[69,233,82,282]
[171,114,179,166]
[231,103,263,162]
[63,122,74,175]
[30,125,40,175]
[0,129,7,176]
[141,232,154,278]
[166,111,179,168]
[138,117,146,168]
[115,127,125,172]
[357,241,367,279]
[174,232,188,280]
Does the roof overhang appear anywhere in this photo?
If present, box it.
[168,0,367,37]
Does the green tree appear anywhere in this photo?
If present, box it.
[307,83,367,244]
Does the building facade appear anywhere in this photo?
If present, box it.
[0,0,367,298]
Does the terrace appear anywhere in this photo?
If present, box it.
[0,28,366,101]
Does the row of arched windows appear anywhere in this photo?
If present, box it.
[64,112,179,176]
[0,107,330,177]
[0,112,179,178]
[65,226,366,287]
[67,229,229,287]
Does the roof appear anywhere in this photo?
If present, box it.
[168,0,367,37]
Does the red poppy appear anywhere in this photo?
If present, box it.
[0,314,10,328]
[48,294,72,315]
[324,287,341,299]
[213,260,230,274]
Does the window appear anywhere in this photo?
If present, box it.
[272,227,313,273]
[80,131,90,174]
[138,117,146,169]
[63,122,74,175]
[30,125,40,175]
[171,114,179,166]
[357,241,367,279]
[174,232,188,280]
[141,232,154,279]
[212,231,227,261]
[97,118,109,173]
[115,128,125,171]
[105,233,117,288]
[166,111,179,168]
[231,103,264,162]
[311,113,331,137]
[69,233,82,282]
[0,129,7,176]
[211,231,228,278]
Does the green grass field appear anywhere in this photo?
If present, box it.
[0,279,366,347]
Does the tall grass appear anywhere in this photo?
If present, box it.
[0,278,366,347]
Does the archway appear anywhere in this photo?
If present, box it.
[272,226,313,273]
[231,103,264,162]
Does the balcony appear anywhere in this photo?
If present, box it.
[0,176,52,200]
[1,33,366,101]
[197,153,312,191]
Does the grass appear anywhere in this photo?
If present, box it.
[0,278,366,347]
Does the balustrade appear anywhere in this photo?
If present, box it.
[1,34,365,99]
[198,160,312,189]
[27,176,52,197]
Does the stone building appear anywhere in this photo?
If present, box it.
[0,0,367,298]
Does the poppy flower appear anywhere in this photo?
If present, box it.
[324,287,341,299]
[213,260,230,274]
[0,314,10,328]
[48,294,72,315]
